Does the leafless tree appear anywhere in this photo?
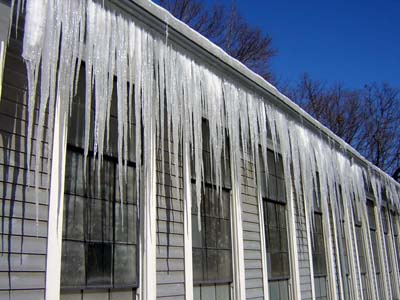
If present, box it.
[158,0,276,80]
[294,74,400,180]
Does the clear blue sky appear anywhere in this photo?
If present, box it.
[202,0,400,89]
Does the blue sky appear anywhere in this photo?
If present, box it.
[201,0,400,89]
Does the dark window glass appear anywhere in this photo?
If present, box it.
[61,151,138,289]
[192,120,232,299]
[367,201,383,299]
[261,150,290,300]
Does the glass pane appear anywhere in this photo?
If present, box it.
[65,152,85,196]
[218,250,232,280]
[88,159,114,200]
[114,244,136,286]
[115,165,136,204]
[269,281,279,299]
[193,286,201,300]
[205,217,217,248]
[217,219,231,249]
[270,253,284,277]
[267,177,278,201]
[279,280,289,300]
[61,241,85,287]
[267,151,276,176]
[87,199,113,242]
[63,195,84,240]
[86,242,112,287]
[205,249,218,281]
[221,190,230,219]
[115,203,136,243]
[201,285,216,300]
[216,284,230,300]
[193,248,204,282]
[267,202,277,227]
[192,216,203,248]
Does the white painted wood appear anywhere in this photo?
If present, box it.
[303,197,316,300]
[231,157,246,300]
[0,2,10,103]
[257,191,269,300]
[139,110,157,300]
[287,186,301,300]
[391,215,400,299]
[183,144,193,300]
[45,97,69,300]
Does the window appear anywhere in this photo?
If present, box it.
[261,150,290,300]
[61,150,137,289]
[392,213,400,277]
[367,201,383,299]
[312,183,328,300]
[192,121,232,300]
[338,192,351,300]
[354,206,369,300]
[61,74,138,290]
[382,207,396,297]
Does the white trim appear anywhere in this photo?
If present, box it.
[183,143,193,300]
[287,185,301,300]
[303,198,316,300]
[231,160,246,300]
[257,191,269,300]
[0,40,6,102]
[45,97,68,300]
[139,114,157,300]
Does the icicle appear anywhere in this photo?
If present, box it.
[0,40,6,102]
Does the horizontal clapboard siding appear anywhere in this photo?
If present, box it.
[0,16,48,300]
[241,159,264,300]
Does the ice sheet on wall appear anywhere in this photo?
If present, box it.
[8,0,400,297]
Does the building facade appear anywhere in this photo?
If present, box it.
[0,0,399,300]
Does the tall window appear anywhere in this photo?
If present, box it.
[392,213,400,278]
[261,150,290,300]
[61,76,138,290]
[382,206,396,297]
[312,183,328,300]
[354,206,369,300]
[338,195,351,300]
[192,121,232,300]
[367,200,383,299]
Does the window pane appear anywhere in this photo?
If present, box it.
[115,203,136,243]
[86,242,112,287]
[193,248,204,282]
[279,280,289,300]
[63,195,84,240]
[201,285,216,300]
[205,217,218,248]
[87,199,113,242]
[216,284,230,300]
[65,152,85,196]
[114,244,136,286]
[205,249,218,281]
[217,219,231,249]
[269,281,279,299]
[192,216,203,248]
[61,241,85,287]
[218,250,232,280]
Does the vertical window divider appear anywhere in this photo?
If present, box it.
[45,96,69,300]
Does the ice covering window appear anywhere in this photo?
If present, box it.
[61,75,137,290]
[312,184,328,300]
[192,121,232,300]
